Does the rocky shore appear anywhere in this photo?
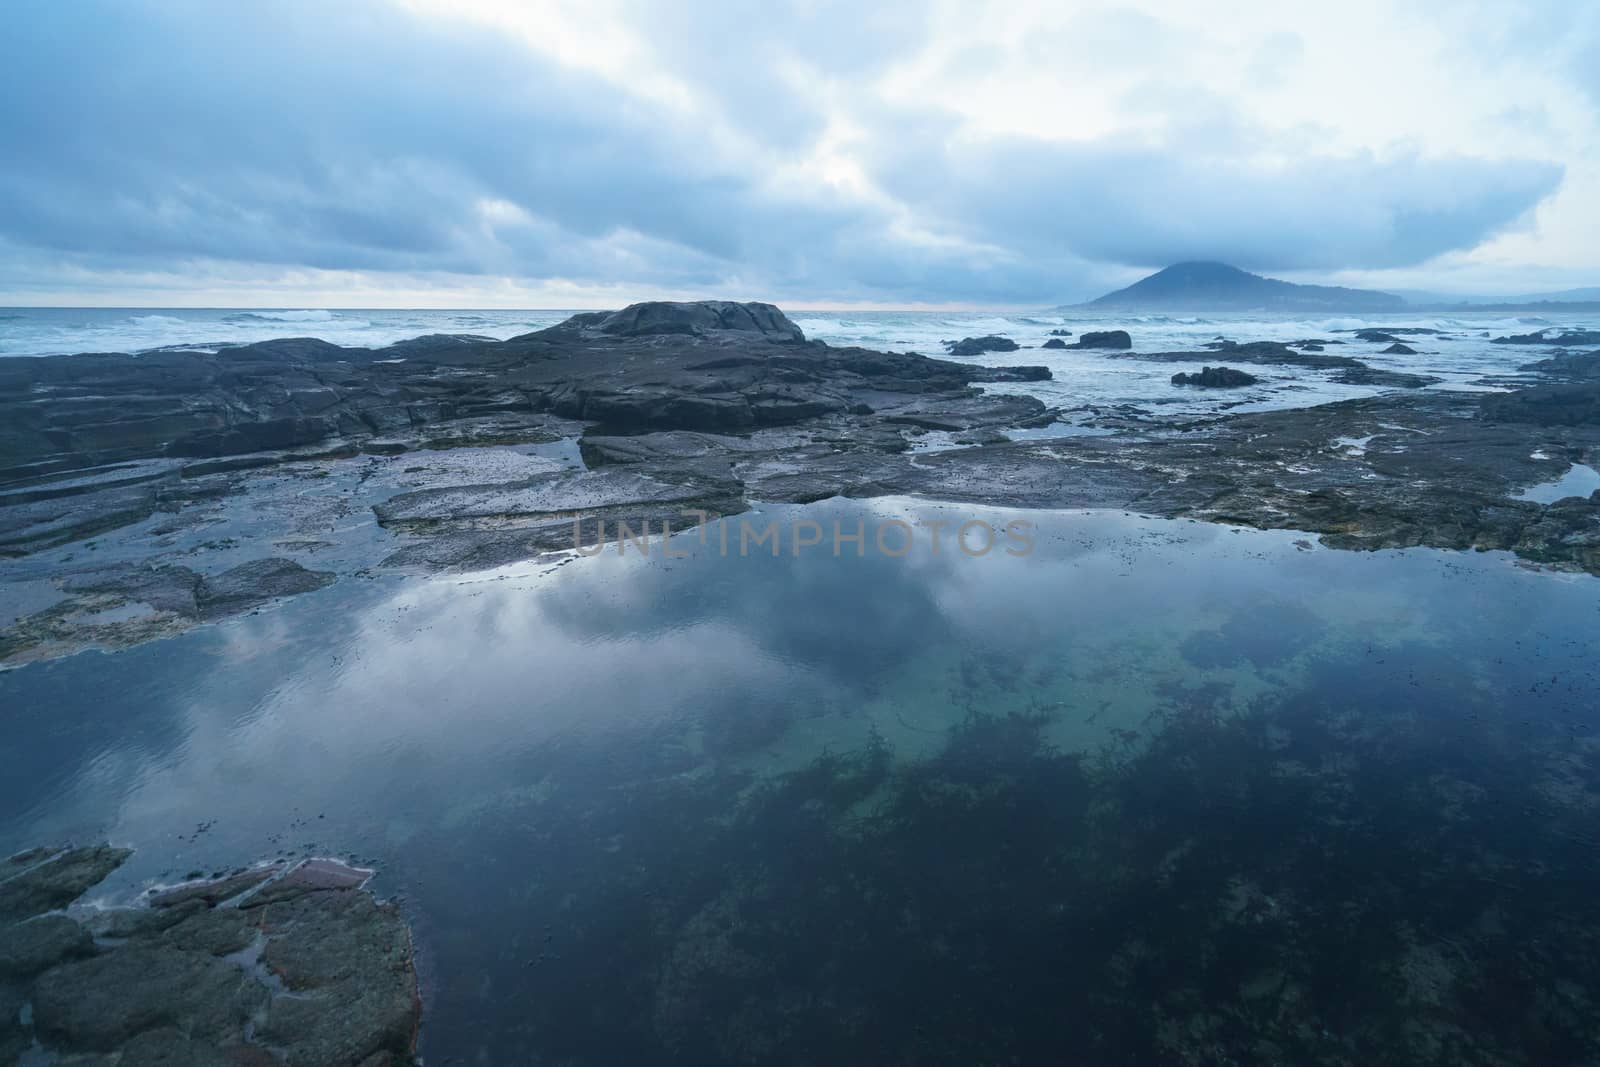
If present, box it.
[0,844,419,1065]
[2,300,1598,664]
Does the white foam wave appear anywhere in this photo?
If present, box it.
[793,318,847,335]
[241,309,339,322]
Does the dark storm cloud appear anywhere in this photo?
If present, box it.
[0,2,907,281]
[0,0,1573,302]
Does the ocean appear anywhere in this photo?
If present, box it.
[1,305,1593,420]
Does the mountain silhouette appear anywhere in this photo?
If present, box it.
[1082,262,1405,311]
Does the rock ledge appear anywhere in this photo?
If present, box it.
[0,844,420,1066]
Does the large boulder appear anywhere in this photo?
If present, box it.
[1171,366,1259,388]
[591,301,805,343]
[1067,330,1133,350]
[943,335,1019,356]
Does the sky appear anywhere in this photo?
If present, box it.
[0,0,1596,308]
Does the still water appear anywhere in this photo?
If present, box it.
[4,500,1599,1063]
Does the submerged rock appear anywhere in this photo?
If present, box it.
[194,558,335,619]
[1171,366,1258,388]
[1,558,337,664]
[1041,338,1068,349]
[943,335,1020,356]
[1114,341,1438,388]
[0,845,420,1065]
[1382,342,1418,355]
[1332,366,1440,388]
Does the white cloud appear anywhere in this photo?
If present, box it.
[0,0,1592,306]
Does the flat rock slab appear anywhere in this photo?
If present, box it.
[150,864,285,908]
[0,844,132,923]
[195,558,335,619]
[372,468,729,527]
[0,913,94,978]
[2,846,420,1065]
[32,943,270,1053]
[243,858,373,907]
[0,845,63,882]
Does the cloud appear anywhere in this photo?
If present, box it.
[0,0,1585,305]
[867,135,1564,271]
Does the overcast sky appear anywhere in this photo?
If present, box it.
[1,0,1596,307]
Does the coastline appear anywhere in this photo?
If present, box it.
[1,300,1597,665]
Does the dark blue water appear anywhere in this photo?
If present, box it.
[4,500,1599,1064]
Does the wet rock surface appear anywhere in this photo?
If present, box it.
[1519,349,1600,380]
[1066,329,1132,349]
[3,299,1600,664]
[942,334,1019,355]
[1171,366,1258,388]
[1492,329,1600,346]
[1481,383,1600,427]
[0,303,1054,662]
[0,845,419,1065]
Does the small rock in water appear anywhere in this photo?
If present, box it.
[1172,366,1259,388]
[1067,329,1133,350]
[943,335,1020,356]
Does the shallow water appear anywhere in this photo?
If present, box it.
[4,500,1600,1062]
[1516,462,1600,504]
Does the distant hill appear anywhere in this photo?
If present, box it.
[1391,286,1600,306]
[1078,262,1406,312]
[1508,287,1600,304]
